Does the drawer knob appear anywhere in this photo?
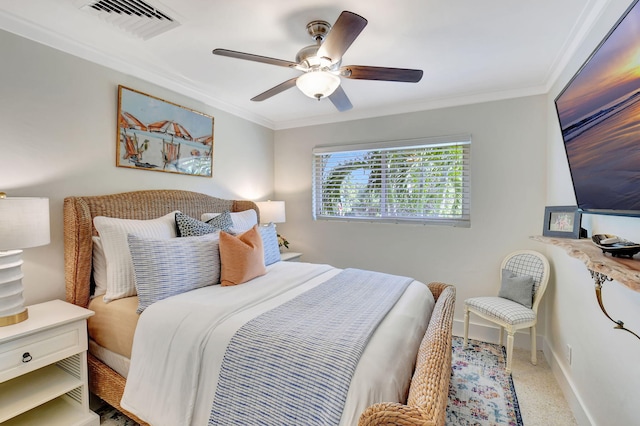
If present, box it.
[22,352,32,363]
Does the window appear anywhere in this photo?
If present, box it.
[313,134,471,226]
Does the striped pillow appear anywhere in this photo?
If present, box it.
[258,223,281,266]
[94,211,178,302]
[128,233,221,313]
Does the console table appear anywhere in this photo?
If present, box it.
[531,236,640,340]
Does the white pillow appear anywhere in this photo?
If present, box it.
[128,232,221,313]
[200,212,220,221]
[94,211,178,302]
[201,210,257,234]
[92,236,107,297]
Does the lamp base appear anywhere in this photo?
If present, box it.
[0,307,28,326]
[0,250,28,327]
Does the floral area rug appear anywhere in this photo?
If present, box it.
[95,403,139,426]
[447,336,523,426]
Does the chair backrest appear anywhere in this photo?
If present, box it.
[500,250,550,312]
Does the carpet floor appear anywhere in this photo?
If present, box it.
[96,337,525,425]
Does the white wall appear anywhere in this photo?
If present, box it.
[545,1,640,424]
[0,29,274,306]
[6,7,638,422]
[274,95,548,343]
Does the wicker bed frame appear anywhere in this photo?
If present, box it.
[63,189,455,426]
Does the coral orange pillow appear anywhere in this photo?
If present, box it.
[219,225,266,286]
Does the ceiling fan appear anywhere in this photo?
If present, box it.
[212,11,423,112]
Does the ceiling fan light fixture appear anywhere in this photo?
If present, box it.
[296,71,340,100]
[213,11,421,112]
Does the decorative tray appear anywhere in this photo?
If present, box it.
[592,235,640,258]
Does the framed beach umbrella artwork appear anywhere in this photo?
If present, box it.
[116,85,214,177]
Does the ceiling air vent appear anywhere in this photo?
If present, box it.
[76,0,180,40]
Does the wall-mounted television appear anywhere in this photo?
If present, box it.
[555,0,640,216]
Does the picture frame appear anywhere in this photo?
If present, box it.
[542,206,582,239]
[116,85,214,177]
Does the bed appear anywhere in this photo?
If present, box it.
[64,189,455,426]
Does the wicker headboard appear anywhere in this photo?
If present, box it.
[63,190,259,308]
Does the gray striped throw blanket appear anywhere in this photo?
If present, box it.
[208,268,413,425]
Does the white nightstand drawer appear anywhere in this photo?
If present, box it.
[0,321,86,382]
[0,300,97,425]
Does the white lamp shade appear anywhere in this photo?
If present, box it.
[0,197,50,250]
[256,201,286,224]
[296,71,340,99]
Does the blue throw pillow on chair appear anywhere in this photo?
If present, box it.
[498,269,534,308]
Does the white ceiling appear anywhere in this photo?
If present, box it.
[0,0,608,130]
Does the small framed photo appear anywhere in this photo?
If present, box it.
[543,206,582,239]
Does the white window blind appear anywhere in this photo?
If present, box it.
[313,135,471,226]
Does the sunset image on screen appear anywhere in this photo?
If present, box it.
[555,1,640,211]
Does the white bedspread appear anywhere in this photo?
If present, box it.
[120,262,435,426]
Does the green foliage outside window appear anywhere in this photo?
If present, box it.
[314,140,470,225]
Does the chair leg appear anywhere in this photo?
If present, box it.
[506,330,515,374]
[499,326,504,347]
[463,307,470,348]
[530,325,537,365]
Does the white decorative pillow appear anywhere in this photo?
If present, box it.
[128,233,221,313]
[201,212,220,221]
[201,210,258,234]
[93,211,178,302]
[258,223,281,266]
[92,236,107,297]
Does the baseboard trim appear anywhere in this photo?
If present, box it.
[542,339,595,426]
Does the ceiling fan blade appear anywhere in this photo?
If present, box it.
[317,11,367,62]
[213,48,298,68]
[340,65,423,82]
[251,77,299,102]
[328,85,353,112]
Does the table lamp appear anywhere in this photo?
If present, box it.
[0,193,50,326]
[255,201,286,225]
[256,200,289,249]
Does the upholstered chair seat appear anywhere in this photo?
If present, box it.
[464,296,537,325]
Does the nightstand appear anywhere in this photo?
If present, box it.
[280,252,302,262]
[0,299,98,425]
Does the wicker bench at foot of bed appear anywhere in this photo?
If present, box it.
[358,282,455,426]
